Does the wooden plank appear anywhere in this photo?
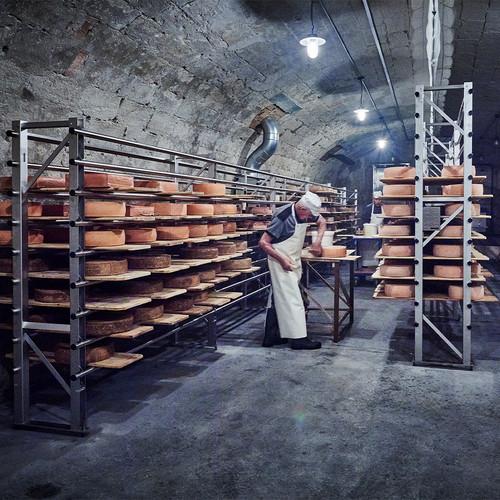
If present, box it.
[145,313,189,325]
[27,296,152,311]
[195,297,231,306]
[110,326,154,339]
[216,271,242,278]
[205,276,229,284]
[164,305,212,316]
[209,291,243,300]
[186,282,215,292]
[88,353,143,369]
[29,243,151,251]
[171,258,212,267]
[423,290,498,302]
[86,216,155,222]
[212,253,243,262]
[375,249,414,260]
[423,274,485,282]
[238,266,261,274]
[0,296,12,304]
[150,264,191,274]
[149,288,187,300]
[28,270,151,281]
[371,271,414,280]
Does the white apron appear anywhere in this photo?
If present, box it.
[267,209,308,339]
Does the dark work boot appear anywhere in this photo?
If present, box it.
[290,337,322,350]
[262,305,287,347]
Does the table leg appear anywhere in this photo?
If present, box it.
[349,260,354,325]
[333,263,340,342]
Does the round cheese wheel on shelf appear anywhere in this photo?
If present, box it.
[85,230,125,248]
[34,288,70,303]
[252,221,268,230]
[382,185,415,196]
[234,240,248,251]
[448,285,484,300]
[188,224,209,238]
[127,278,164,295]
[206,263,221,274]
[54,343,115,364]
[250,206,272,215]
[0,230,11,246]
[221,258,252,270]
[133,304,164,322]
[87,312,134,336]
[188,290,210,302]
[29,231,44,244]
[180,247,218,259]
[214,242,237,255]
[321,246,347,258]
[380,263,413,277]
[382,204,414,217]
[438,225,463,237]
[153,202,187,216]
[85,259,128,276]
[199,268,216,282]
[134,179,178,193]
[382,243,415,257]
[441,165,476,177]
[207,223,224,235]
[0,201,42,217]
[433,265,463,278]
[42,203,69,217]
[80,172,134,190]
[163,273,201,289]
[194,183,226,196]
[0,176,65,190]
[223,222,237,233]
[126,204,155,217]
[444,203,480,217]
[384,283,415,298]
[85,200,126,217]
[163,296,195,312]
[187,204,214,216]
[127,254,171,270]
[157,226,190,240]
[379,225,412,236]
[442,184,483,196]
[213,204,238,215]
[383,166,416,179]
[432,244,463,258]
[125,228,157,243]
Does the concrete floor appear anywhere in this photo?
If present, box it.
[0,278,499,499]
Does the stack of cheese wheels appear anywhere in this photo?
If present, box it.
[55,342,115,364]
[381,242,415,257]
[187,204,214,216]
[133,303,164,322]
[382,184,415,196]
[214,242,237,255]
[67,172,134,191]
[221,257,252,270]
[163,295,195,312]
[384,283,415,298]
[0,200,43,217]
[2,230,45,246]
[85,259,128,277]
[194,183,226,196]
[84,200,126,217]
[434,263,482,278]
[441,165,476,177]
[157,225,189,240]
[382,203,414,217]
[444,203,480,217]
[34,288,70,304]
[126,278,164,295]
[127,254,171,270]
[126,204,155,217]
[134,179,178,193]
[379,225,412,236]
[433,244,462,258]
[213,204,238,215]
[180,246,218,259]
[85,229,125,248]
[442,184,483,196]
[251,206,272,215]
[438,225,463,237]
[42,203,69,217]
[125,228,157,243]
[0,175,66,190]
[448,284,484,300]
[223,222,237,233]
[198,267,217,282]
[380,262,413,277]
[382,166,416,179]
[207,223,224,235]
[189,290,210,302]
[188,224,208,238]
[87,312,134,336]
[153,202,187,216]
[321,246,347,258]
[234,240,248,251]
[163,272,201,289]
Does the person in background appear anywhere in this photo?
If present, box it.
[259,191,327,350]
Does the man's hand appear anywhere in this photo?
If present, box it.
[280,256,295,272]
[309,241,323,257]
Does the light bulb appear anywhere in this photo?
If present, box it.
[354,108,369,122]
[299,35,326,60]
[376,138,387,149]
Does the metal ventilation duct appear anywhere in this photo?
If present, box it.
[244,117,279,170]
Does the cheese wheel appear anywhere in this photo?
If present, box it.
[207,223,224,235]
[85,259,128,276]
[438,225,463,237]
[34,288,69,303]
[125,228,157,243]
[87,312,134,336]
[85,200,126,217]
[442,184,483,196]
[189,290,210,302]
[214,242,237,255]
[163,296,195,312]
[29,231,44,244]
[382,243,415,257]
[379,225,412,236]
[234,240,248,251]
[213,204,238,215]
[0,231,12,246]
[85,230,125,247]
[0,176,64,190]
[433,265,463,278]
[181,246,218,259]
[127,254,171,270]
[153,203,187,216]
[134,179,178,193]
[448,285,484,300]
[444,203,480,217]
[194,183,226,196]
[380,263,413,277]
[54,343,115,364]
[252,221,268,230]
[199,268,216,281]
[188,224,209,238]
[42,203,69,217]
[383,166,416,179]
[0,201,42,217]
[68,172,133,190]
[382,184,415,196]
[127,278,164,295]
[157,226,190,240]
[223,222,237,233]
[206,263,221,274]
[221,258,252,270]
[382,204,414,217]
[126,205,155,217]
[384,283,415,298]
[163,273,201,288]
[321,246,347,258]
[237,220,254,229]
[250,206,272,215]
[433,244,463,258]
[187,204,214,216]
[441,165,476,177]
[133,304,164,322]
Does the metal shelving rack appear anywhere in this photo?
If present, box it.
[4,117,357,435]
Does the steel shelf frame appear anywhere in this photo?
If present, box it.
[414,83,474,369]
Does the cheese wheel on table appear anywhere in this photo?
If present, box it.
[438,225,463,237]
[163,273,200,289]
[382,204,414,217]
[433,244,462,258]
[125,228,157,243]
[207,223,224,235]
[187,204,214,216]
[34,288,70,303]
[87,312,134,336]
[127,278,164,295]
[382,243,415,257]
[85,230,125,248]
[382,185,415,196]
[54,343,115,364]
[384,283,415,298]
[234,240,248,251]
[134,179,178,193]
[133,304,164,322]
[383,166,416,179]
[127,254,171,270]
[213,204,238,215]
[153,202,187,216]
[85,259,128,277]
[214,242,237,255]
[380,263,413,277]
[68,172,133,191]
[126,204,155,217]
[180,246,218,259]
[379,225,412,236]
[221,258,252,270]
[85,200,126,217]
[188,224,208,238]
[444,203,480,217]
[163,296,195,312]
[442,184,483,196]
[441,165,476,177]
[448,285,484,300]
[194,183,226,196]
[321,246,347,258]
[0,201,42,217]
[157,226,189,240]
[223,222,237,233]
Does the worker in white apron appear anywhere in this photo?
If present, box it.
[259,191,327,349]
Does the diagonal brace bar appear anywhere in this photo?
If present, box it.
[423,314,463,360]
[423,205,463,247]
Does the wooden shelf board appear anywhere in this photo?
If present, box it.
[212,253,243,262]
[88,353,143,369]
[150,264,191,274]
[423,274,485,282]
[371,271,414,280]
[379,176,486,185]
[148,288,187,300]
[379,195,416,200]
[164,305,213,316]
[185,282,215,292]
[423,290,498,302]
[216,271,242,278]
[195,297,231,306]
[28,270,151,281]
[171,258,212,267]
[144,313,189,325]
[378,235,415,240]
[375,250,414,260]
[28,296,152,311]
[110,325,154,339]
[238,266,261,274]
[206,276,229,284]
[209,291,243,300]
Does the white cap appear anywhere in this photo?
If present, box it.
[299,191,322,216]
